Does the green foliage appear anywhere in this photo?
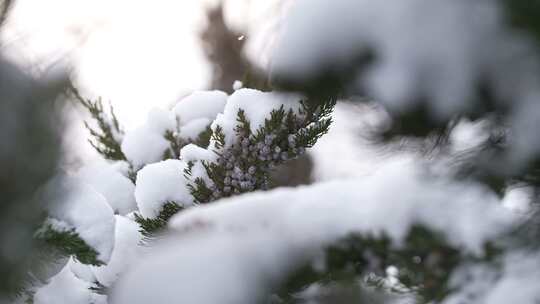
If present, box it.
[163,122,213,160]
[46,88,336,301]
[163,129,186,160]
[504,0,540,46]
[68,84,126,161]
[274,225,502,304]
[211,125,226,150]
[186,97,335,204]
[89,281,109,295]
[35,223,104,266]
[134,202,184,238]
[71,84,215,182]
[194,125,213,147]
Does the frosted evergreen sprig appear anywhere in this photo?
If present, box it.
[162,125,214,160]
[35,222,104,266]
[163,130,186,160]
[68,84,126,161]
[134,202,184,238]
[274,225,501,304]
[187,97,335,203]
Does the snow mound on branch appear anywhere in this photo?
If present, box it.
[173,90,227,125]
[111,232,292,304]
[271,0,540,165]
[92,215,143,287]
[179,118,211,140]
[34,261,106,304]
[170,163,513,252]
[76,163,136,215]
[482,252,540,304]
[272,0,502,113]
[180,144,217,165]
[68,257,96,283]
[444,251,540,304]
[210,88,302,148]
[179,144,217,183]
[44,177,115,263]
[112,164,517,304]
[121,108,176,168]
[135,159,193,218]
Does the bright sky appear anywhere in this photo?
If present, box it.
[0,0,377,181]
[0,0,283,166]
[1,0,282,128]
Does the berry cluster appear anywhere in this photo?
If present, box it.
[187,99,335,204]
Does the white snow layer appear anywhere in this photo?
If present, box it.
[271,0,540,167]
[128,88,307,218]
[76,163,136,214]
[121,108,176,168]
[92,215,143,287]
[135,159,193,218]
[444,252,540,304]
[68,257,96,283]
[173,90,227,125]
[232,80,243,91]
[112,163,518,304]
[34,261,106,304]
[179,117,211,140]
[210,88,301,148]
[310,102,393,181]
[43,177,116,263]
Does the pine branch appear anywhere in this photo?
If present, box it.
[34,223,104,266]
[211,125,226,150]
[134,202,184,238]
[163,130,186,160]
[68,84,126,161]
[273,225,501,304]
[89,281,109,295]
[194,125,213,148]
[187,97,336,204]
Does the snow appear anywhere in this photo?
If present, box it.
[112,163,517,304]
[111,232,295,304]
[92,215,143,287]
[110,160,133,179]
[272,0,501,114]
[444,251,540,304]
[170,163,514,252]
[121,108,176,168]
[68,257,96,283]
[180,144,216,163]
[34,262,106,304]
[232,80,243,91]
[178,144,217,183]
[210,88,302,148]
[121,91,227,168]
[76,163,137,214]
[449,118,490,153]
[43,177,116,263]
[179,118,211,140]
[271,0,540,167]
[481,252,540,304]
[310,102,393,181]
[502,186,532,213]
[134,159,193,218]
[173,90,227,125]
[146,108,177,134]
[121,126,170,168]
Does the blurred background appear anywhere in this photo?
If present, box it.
[5,0,539,302]
[0,1,376,299]
[1,0,372,183]
[2,0,282,163]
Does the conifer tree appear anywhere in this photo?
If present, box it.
[21,1,540,303]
